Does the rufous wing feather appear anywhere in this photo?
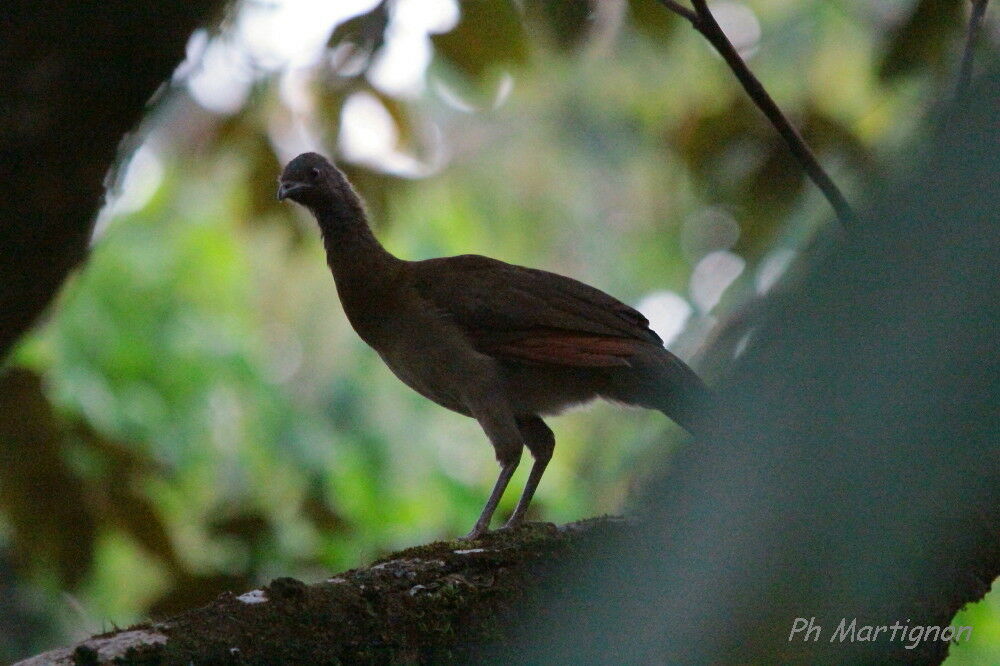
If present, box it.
[480,331,643,367]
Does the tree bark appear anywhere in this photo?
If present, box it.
[14,518,629,665]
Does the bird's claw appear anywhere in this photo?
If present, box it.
[461,525,489,541]
[498,519,523,532]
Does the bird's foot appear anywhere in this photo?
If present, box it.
[499,506,530,531]
[498,517,524,532]
[460,524,489,541]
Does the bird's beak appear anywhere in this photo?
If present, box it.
[277,181,306,201]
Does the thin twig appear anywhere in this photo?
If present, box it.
[657,0,857,228]
[657,0,698,25]
[956,0,990,101]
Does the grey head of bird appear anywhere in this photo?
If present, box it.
[277,152,357,214]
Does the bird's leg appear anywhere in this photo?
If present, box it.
[464,456,519,540]
[503,416,554,529]
[463,402,524,540]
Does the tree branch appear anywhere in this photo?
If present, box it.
[656,0,698,25]
[656,0,857,229]
[13,519,630,665]
[956,0,991,101]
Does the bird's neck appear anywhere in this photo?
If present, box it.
[314,200,400,297]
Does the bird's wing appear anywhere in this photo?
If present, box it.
[410,255,661,367]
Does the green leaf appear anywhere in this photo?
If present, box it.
[432,0,529,80]
[628,0,681,46]
[523,0,594,51]
[879,0,963,81]
[0,369,96,587]
[328,1,390,55]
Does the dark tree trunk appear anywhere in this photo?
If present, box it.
[0,0,219,359]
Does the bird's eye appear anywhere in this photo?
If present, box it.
[310,167,321,181]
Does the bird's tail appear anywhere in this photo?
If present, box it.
[609,345,709,434]
[650,347,710,434]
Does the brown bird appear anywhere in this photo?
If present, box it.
[278,152,708,539]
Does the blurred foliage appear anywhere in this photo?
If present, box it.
[627,0,682,45]
[676,97,876,254]
[879,0,964,81]
[328,0,390,55]
[432,1,528,78]
[1,0,997,661]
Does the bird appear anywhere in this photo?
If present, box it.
[278,152,709,539]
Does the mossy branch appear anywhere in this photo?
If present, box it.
[14,518,629,665]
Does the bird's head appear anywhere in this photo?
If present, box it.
[277,152,354,213]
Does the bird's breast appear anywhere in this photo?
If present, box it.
[350,291,483,417]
